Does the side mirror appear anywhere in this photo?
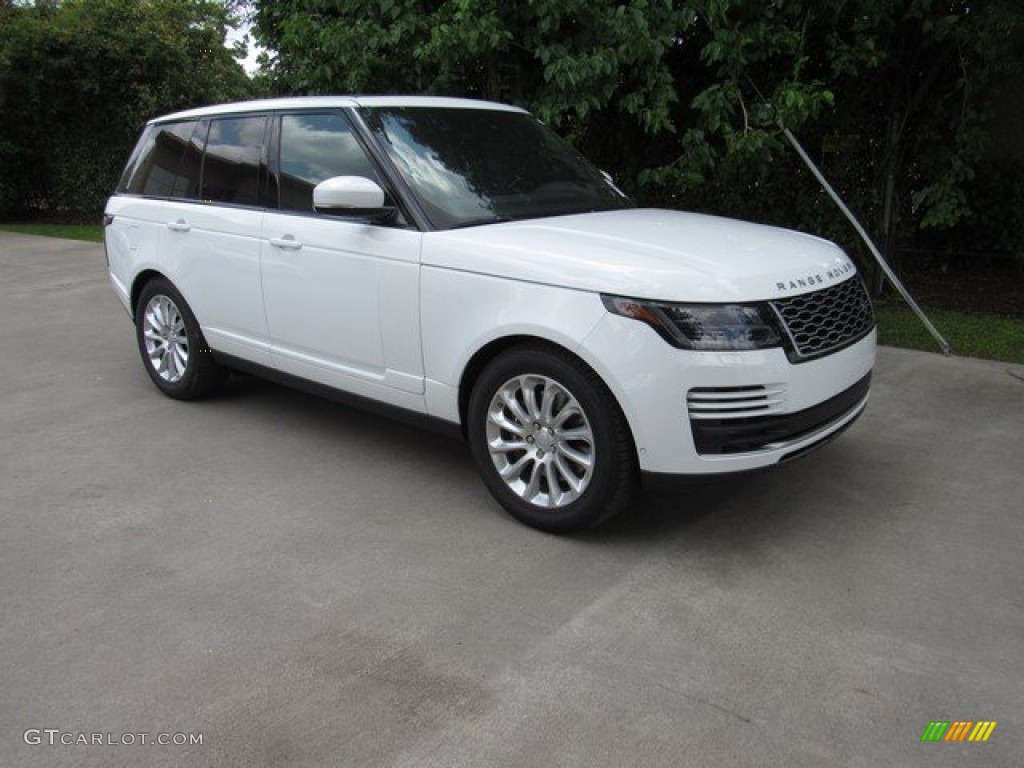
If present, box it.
[313,176,395,221]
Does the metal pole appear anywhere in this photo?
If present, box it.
[781,125,953,357]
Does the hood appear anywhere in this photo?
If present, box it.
[421,208,858,302]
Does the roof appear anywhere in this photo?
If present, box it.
[151,95,527,124]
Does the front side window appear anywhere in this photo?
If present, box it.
[278,112,381,212]
[200,116,266,206]
[123,121,202,199]
[360,107,634,229]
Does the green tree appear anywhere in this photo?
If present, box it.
[254,0,686,128]
[251,0,691,185]
[0,0,255,218]
[251,1,1023,272]
[658,1,1023,278]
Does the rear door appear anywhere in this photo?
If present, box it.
[158,114,272,366]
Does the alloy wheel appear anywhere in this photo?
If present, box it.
[484,374,596,509]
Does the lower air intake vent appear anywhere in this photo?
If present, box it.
[687,385,786,420]
[689,374,871,455]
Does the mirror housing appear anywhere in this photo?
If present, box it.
[313,176,394,221]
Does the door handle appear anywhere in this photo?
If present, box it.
[269,236,302,251]
[166,219,191,232]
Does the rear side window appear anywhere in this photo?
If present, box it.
[201,116,266,206]
[278,113,380,212]
[122,121,202,198]
[117,125,153,193]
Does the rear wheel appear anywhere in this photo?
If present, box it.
[467,345,637,533]
[135,277,227,400]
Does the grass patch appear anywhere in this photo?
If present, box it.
[0,223,103,243]
[875,302,1024,365]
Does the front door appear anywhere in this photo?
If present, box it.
[260,111,424,407]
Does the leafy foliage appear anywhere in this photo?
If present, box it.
[650,2,1024,262]
[0,0,254,218]
[4,0,1018,266]
[253,0,1024,270]
[254,0,688,135]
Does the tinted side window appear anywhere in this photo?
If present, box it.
[124,121,201,198]
[201,116,266,206]
[279,113,380,212]
[117,125,153,193]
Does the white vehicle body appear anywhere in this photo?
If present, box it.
[105,96,875,529]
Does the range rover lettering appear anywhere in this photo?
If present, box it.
[104,96,876,533]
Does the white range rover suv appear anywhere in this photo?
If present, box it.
[104,96,876,533]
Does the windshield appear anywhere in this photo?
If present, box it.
[360,106,634,230]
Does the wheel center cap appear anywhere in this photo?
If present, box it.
[534,427,556,452]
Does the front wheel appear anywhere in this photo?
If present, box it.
[135,277,227,400]
[467,345,637,533]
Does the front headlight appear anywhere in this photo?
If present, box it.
[601,295,782,351]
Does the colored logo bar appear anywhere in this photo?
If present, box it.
[921,721,997,742]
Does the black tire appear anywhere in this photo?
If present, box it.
[135,277,227,400]
[467,344,638,533]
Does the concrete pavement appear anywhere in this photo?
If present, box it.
[1,232,1021,767]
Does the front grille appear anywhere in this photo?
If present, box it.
[690,373,871,455]
[770,277,874,362]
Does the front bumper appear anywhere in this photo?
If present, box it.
[690,372,871,456]
[579,314,876,474]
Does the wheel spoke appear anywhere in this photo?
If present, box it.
[544,461,562,505]
[172,344,188,373]
[557,442,593,470]
[158,348,171,376]
[500,388,531,428]
[522,459,542,501]
[551,403,582,428]
[540,381,558,422]
[168,347,182,379]
[488,410,527,437]
[554,454,584,495]
[499,452,532,482]
[521,376,542,420]
[489,437,528,453]
[556,426,591,443]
